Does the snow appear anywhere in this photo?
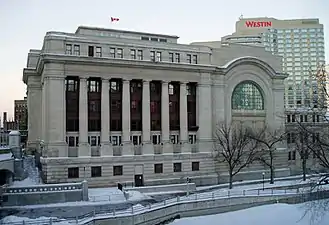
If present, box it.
[1,216,71,225]
[171,201,329,225]
[0,153,12,160]
[88,187,151,202]
[10,177,41,187]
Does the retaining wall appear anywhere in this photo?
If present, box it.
[125,183,196,194]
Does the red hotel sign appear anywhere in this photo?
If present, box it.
[245,21,272,28]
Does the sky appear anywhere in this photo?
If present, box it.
[0,0,328,119]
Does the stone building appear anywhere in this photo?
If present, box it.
[23,26,288,186]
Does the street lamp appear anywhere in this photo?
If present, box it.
[262,172,265,191]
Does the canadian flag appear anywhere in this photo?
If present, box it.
[111,17,120,22]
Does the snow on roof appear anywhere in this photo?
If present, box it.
[9,130,21,135]
[0,153,12,161]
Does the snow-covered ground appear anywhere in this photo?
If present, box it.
[0,216,71,225]
[171,201,329,225]
[0,153,12,160]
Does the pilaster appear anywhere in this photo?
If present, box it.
[180,82,189,153]
[79,78,90,156]
[161,81,171,154]
[142,80,153,154]
[122,79,133,155]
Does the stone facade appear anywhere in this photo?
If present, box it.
[23,26,289,187]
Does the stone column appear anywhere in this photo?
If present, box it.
[161,81,171,153]
[198,74,213,153]
[122,79,133,155]
[100,78,113,156]
[180,82,189,153]
[43,77,67,157]
[142,80,153,155]
[79,78,90,156]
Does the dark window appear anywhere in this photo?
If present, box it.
[187,54,192,63]
[96,47,102,57]
[113,166,123,176]
[110,81,121,92]
[168,84,174,95]
[156,52,162,61]
[169,53,174,62]
[130,49,136,59]
[186,84,196,96]
[91,166,102,177]
[173,163,182,172]
[68,167,79,178]
[88,46,94,57]
[151,37,158,41]
[192,162,200,171]
[68,136,75,147]
[137,50,143,60]
[74,45,80,55]
[66,44,72,54]
[110,48,116,58]
[111,120,121,131]
[141,36,149,41]
[304,115,308,122]
[111,100,121,112]
[192,55,198,64]
[287,115,291,123]
[150,51,155,62]
[159,38,167,42]
[65,79,78,92]
[117,48,123,58]
[150,101,159,113]
[317,115,320,122]
[88,80,101,92]
[300,115,303,122]
[292,114,296,122]
[154,164,163,173]
[131,100,138,112]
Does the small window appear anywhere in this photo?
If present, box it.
[110,48,116,58]
[151,37,158,41]
[292,115,296,122]
[169,53,174,62]
[287,115,291,123]
[113,166,123,176]
[137,50,143,60]
[68,167,79,178]
[192,162,200,171]
[156,52,162,61]
[175,53,180,63]
[173,163,182,172]
[74,45,80,55]
[110,81,120,92]
[91,166,102,177]
[168,84,174,95]
[65,44,72,55]
[187,54,192,63]
[154,164,163,173]
[68,136,75,147]
[117,48,123,58]
[130,49,136,59]
[150,51,155,62]
[96,47,102,57]
[88,46,94,57]
[159,38,167,42]
[141,36,149,41]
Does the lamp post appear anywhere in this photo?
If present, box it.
[262,172,265,191]
[186,177,190,196]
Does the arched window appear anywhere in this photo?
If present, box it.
[232,81,264,110]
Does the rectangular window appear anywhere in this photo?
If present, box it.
[175,53,180,62]
[292,115,296,122]
[68,136,75,147]
[192,162,200,171]
[96,47,102,57]
[130,49,136,59]
[150,51,155,62]
[156,52,162,61]
[192,55,198,64]
[154,163,163,173]
[73,45,80,55]
[110,81,120,92]
[88,46,94,57]
[110,48,116,58]
[117,48,123,58]
[137,50,143,60]
[173,163,182,172]
[141,36,149,41]
[66,44,72,54]
[169,53,174,62]
[91,166,102,177]
[300,115,303,122]
[68,167,79,178]
[113,166,123,176]
[159,38,167,42]
[187,54,192,63]
[287,115,291,123]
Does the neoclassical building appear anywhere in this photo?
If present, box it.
[23,26,289,186]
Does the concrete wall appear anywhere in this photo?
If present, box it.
[82,190,329,225]
[1,180,88,206]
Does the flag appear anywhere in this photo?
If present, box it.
[111,17,120,22]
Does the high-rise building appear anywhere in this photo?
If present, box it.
[14,97,28,130]
[222,17,326,110]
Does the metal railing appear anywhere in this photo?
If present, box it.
[1,185,323,225]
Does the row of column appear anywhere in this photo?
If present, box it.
[78,79,189,150]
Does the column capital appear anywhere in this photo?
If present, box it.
[161,80,170,84]
[80,77,88,81]
[123,79,131,83]
[180,81,188,85]
[143,79,152,83]
[101,78,109,82]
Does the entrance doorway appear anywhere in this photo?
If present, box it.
[134,175,144,187]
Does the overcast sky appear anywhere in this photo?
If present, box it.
[0,0,328,119]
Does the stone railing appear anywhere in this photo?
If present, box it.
[1,181,88,206]
[173,145,181,154]
[154,145,163,154]
[113,146,122,156]
[68,147,78,157]
[91,146,100,157]
[134,146,142,155]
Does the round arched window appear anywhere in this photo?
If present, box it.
[232,81,264,110]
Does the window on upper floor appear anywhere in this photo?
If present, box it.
[156,52,162,61]
[88,80,101,92]
[110,81,121,93]
[169,84,174,95]
[96,47,102,57]
[73,45,80,55]
[231,81,264,110]
[150,51,155,62]
[175,53,180,63]
[88,46,94,57]
[130,49,136,59]
[117,48,123,58]
[65,44,72,55]
[186,84,196,96]
[192,55,198,64]
[169,53,174,62]
[187,54,192,63]
[65,79,78,92]
[110,48,115,58]
[137,50,143,60]
[159,38,167,42]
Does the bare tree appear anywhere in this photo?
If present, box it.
[294,129,313,181]
[213,122,260,189]
[248,126,287,184]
